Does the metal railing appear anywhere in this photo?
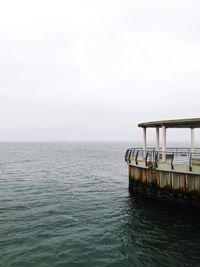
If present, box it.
[125,147,200,171]
[125,148,155,167]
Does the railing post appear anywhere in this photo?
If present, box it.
[125,149,128,162]
[189,153,192,171]
[191,128,195,154]
[171,153,174,170]
[162,126,166,161]
[145,152,149,166]
[156,127,160,152]
[155,151,158,168]
[143,127,147,158]
[135,150,139,165]
[128,149,132,164]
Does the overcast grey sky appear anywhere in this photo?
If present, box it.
[1,0,200,142]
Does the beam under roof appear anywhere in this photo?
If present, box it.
[138,118,200,128]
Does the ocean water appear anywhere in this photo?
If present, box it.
[1,142,200,267]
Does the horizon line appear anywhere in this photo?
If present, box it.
[0,140,194,143]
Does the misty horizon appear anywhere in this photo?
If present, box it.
[1,0,200,142]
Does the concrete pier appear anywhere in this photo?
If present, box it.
[125,118,200,210]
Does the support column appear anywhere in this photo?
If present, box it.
[143,127,147,157]
[191,128,195,154]
[156,127,160,151]
[162,126,166,161]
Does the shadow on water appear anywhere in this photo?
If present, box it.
[119,194,200,267]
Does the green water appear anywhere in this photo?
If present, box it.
[1,142,200,267]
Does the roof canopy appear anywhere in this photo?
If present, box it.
[138,118,200,128]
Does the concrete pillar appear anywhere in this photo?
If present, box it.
[143,127,147,157]
[156,127,160,151]
[162,126,166,161]
[191,128,195,154]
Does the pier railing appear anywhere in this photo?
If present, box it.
[125,147,200,170]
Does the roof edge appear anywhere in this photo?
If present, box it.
[138,118,200,128]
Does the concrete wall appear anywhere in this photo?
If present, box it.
[129,165,200,193]
[128,164,200,209]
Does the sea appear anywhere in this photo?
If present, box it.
[1,142,200,267]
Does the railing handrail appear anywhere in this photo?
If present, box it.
[125,147,200,169]
[127,146,200,150]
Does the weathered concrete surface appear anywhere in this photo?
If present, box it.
[128,165,200,210]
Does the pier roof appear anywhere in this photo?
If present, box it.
[138,118,200,128]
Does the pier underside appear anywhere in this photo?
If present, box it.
[128,165,200,209]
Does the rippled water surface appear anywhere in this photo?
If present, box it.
[1,142,200,267]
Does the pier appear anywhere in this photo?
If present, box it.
[125,118,200,209]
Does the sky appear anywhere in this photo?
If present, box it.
[0,0,200,142]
